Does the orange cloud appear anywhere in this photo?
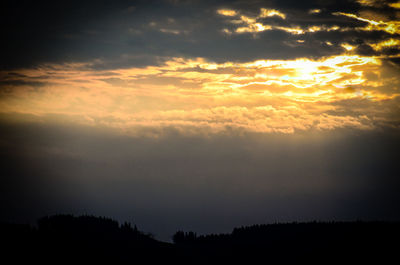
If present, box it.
[0,52,399,136]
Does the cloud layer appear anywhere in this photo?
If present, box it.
[1,0,399,136]
[1,53,399,135]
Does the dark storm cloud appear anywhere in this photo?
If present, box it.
[1,0,399,70]
[1,114,399,240]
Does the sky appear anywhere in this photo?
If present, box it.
[1,0,400,241]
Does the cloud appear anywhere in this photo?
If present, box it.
[369,38,400,51]
[0,0,399,136]
[218,7,340,35]
[357,0,400,9]
[1,51,399,136]
[389,2,400,9]
[356,0,382,7]
[4,0,398,69]
[258,8,286,19]
[333,11,400,34]
[217,4,397,37]
[217,9,237,16]
[309,9,321,14]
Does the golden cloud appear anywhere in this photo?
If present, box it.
[309,9,321,14]
[258,8,286,19]
[217,9,237,16]
[220,7,400,35]
[358,0,400,9]
[369,38,400,51]
[389,2,400,9]
[333,12,400,34]
[0,52,399,136]
[218,7,342,35]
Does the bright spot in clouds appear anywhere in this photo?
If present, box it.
[309,9,321,14]
[217,9,237,16]
[341,43,355,51]
[259,8,286,19]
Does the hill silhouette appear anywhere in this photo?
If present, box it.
[2,215,399,264]
[2,214,174,264]
[173,221,400,264]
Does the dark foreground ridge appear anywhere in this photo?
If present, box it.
[2,215,399,264]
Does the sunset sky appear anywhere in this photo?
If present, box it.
[1,0,400,241]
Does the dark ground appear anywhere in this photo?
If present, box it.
[1,215,399,264]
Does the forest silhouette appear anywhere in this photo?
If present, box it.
[2,214,399,264]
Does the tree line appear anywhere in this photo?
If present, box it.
[2,215,399,264]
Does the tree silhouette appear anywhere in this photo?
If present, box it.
[2,216,400,264]
[173,231,197,244]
